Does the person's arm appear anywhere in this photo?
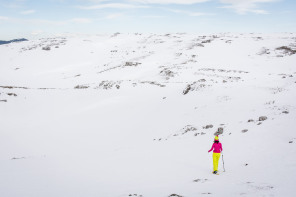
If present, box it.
[220,143,223,152]
[208,144,214,152]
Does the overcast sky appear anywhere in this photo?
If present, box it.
[0,0,295,39]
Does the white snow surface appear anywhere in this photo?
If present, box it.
[0,33,296,197]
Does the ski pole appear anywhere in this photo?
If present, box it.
[222,153,225,172]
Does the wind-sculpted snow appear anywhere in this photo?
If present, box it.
[0,33,296,197]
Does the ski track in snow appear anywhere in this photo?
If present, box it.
[0,33,296,197]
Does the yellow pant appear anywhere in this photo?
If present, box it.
[213,153,221,171]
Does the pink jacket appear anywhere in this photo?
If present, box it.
[208,142,223,153]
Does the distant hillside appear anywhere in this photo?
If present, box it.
[0,38,28,45]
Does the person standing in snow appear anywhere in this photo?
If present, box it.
[208,135,223,174]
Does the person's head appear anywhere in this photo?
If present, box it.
[214,135,219,143]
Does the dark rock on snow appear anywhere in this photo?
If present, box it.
[259,116,267,121]
[214,127,224,135]
[203,125,213,129]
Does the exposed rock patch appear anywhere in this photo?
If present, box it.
[7,93,17,96]
[42,46,51,51]
[203,125,213,129]
[193,179,208,183]
[187,42,204,50]
[259,116,267,121]
[183,82,206,95]
[140,81,165,87]
[198,68,249,74]
[96,81,121,90]
[124,62,141,67]
[160,68,176,80]
[275,46,296,56]
[201,39,212,44]
[11,157,26,160]
[214,127,224,135]
[0,86,28,89]
[181,125,197,134]
[169,194,183,197]
[128,194,142,197]
[74,85,89,89]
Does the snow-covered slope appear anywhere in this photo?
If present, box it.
[0,33,296,197]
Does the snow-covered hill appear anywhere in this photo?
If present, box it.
[0,33,296,197]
